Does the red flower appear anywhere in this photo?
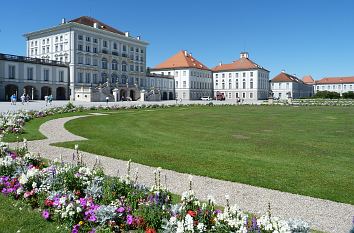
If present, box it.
[187,210,196,218]
[146,228,156,233]
[44,199,53,207]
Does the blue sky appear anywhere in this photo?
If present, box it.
[1,0,353,79]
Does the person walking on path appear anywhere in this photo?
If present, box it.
[20,94,26,105]
[11,94,17,105]
[106,96,109,105]
[48,95,53,105]
[26,94,30,104]
[44,96,48,106]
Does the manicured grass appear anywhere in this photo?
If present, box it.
[53,105,354,205]
[0,194,63,233]
[3,111,94,142]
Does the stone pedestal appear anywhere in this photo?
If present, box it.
[140,90,145,102]
[268,97,274,104]
[287,97,293,105]
[112,88,119,102]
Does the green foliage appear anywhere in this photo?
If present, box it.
[342,91,354,99]
[313,91,340,99]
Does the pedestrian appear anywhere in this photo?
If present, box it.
[44,95,48,106]
[106,96,109,105]
[179,98,182,103]
[11,94,17,105]
[26,94,30,104]
[21,94,25,105]
[48,95,53,105]
[175,98,178,104]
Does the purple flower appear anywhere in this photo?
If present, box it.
[126,214,133,225]
[117,207,125,213]
[88,229,96,233]
[42,210,50,220]
[88,214,97,222]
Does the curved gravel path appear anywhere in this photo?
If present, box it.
[10,114,354,233]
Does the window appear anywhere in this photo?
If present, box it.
[236,73,239,78]
[140,66,144,72]
[47,38,49,44]
[222,73,225,78]
[42,39,45,44]
[35,41,38,46]
[112,60,118,70]
[93,74,97,83]
[85,73,91,83]
[183,81,186,88]
[86,45,90,52]
[103,41,107,47]
[60,35,63,41]
[60,44,63,51]
[43,69,49,81]
[242,93,246,98]
[229,73,232,78]
[215,80,219,88]
[78,35,83,40]
[123,45,127,51]
[130,47,134,52]
[215,74,218,78]
[59,71,64,82]
[130,65,134,72]
[78,56,83,64]
[286,83,289,89]
[175,71,179,77]
[78,44,83,51]
[140,48,144,53]
[55,45,58,52]
[46,46,50,53]
[31,49,34,56]
[122,62,127,72]
[243,72,246,77]
[236,93,239,98]
[229,79,232,89]
[183,71,186,76]
[92,58,98,66]
[31,41,34,47]
[222,80,225,89]
[183,92,186,99]
[113,43,117,49]
[250,79,253,89]
[250,93,253,98]
[250,72,253,77]
[27,67,33,80]
[86,36,90,42]
[228,92,232,99]
[236,80,239,89]
[176,81,178,88]
[243,79,246,89]
[135,65,139,72]
[101,58,107,69]
[93,38,98,43]
[42,47,45,54]
[93,47,97,53]
[136,48,139,53]
[78,72,83,83]
[8,65,15,79]
[85,57,91,65]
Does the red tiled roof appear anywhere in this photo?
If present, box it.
[316,76,354,84]
[272,72,304,83]
[153,50,210,71]
[69,16,125,35]
[212,57,267,72]
[302,75,315,84]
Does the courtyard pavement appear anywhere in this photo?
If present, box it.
[8,113,354,233]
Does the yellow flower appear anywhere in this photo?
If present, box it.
[79,221,84,225]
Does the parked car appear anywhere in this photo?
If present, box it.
[201,96,212,101]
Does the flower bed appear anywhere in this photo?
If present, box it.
[0,138,311,233]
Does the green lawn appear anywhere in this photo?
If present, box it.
[53,105,354,205]
[0,195,63,233]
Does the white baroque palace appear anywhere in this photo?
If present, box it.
[24,16,152,101]
[314,76,354,96]
[150,50,213,100]
[271,71,313,100]
[212,52,270,100]
[0,53,68,101]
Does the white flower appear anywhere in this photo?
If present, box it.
[74,144,79,150]
[32,182,37,189]
[197,222,205,231]
[19,174,28,185]
[185,214,194,232]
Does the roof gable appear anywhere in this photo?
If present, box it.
[272,72,304,83]
[212,57,267,72]
[69,16,125,35]
[154,50,210,71]
[316,76,354,84]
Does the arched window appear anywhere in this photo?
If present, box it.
[243,79,246,89]
[222,80,225,89]
[101,72,107,83]
[111,73,118,84]
[101,58,107,69]
[122,61,127,72]
[112,60,118,70]
[250,79,253,89]
[229,79,232,89]
[121,74,127,84]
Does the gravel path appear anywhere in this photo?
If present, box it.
[10,115,354,233]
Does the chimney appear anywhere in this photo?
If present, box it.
[240,52,249,59]
[184,50,188,56]
[93,22,98,29]
[125,32,130,37]
[219,61,222,66]
[281,70,286,73]
[189,53,192,57]
[61,18,66,24]
[293,74,297,77]
[137,36,141,40]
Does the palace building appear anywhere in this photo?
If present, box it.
[314,76,354,96]
[150,50,213,100]
[212,52,270,101]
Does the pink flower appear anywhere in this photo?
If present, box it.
[42,210,50,220]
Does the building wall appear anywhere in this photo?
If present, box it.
[314,83,354,96]
[213,69,269,100]
[151,68,212,100]
[0,58,68,101]
[25,22,148,100]
[271,81,313,100]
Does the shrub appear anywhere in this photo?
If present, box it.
[313,91,340,99]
